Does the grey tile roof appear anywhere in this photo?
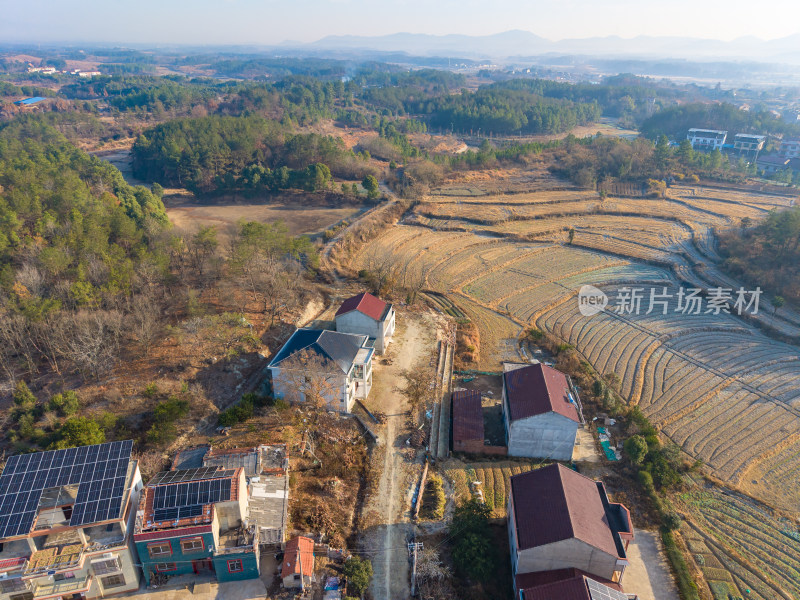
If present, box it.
[268,328,368,374]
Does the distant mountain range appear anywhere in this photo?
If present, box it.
[293,30,800,63]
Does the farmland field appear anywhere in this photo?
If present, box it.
[352,172,800,518]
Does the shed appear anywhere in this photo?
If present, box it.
[452,390,484,453]
[282,536,314,589]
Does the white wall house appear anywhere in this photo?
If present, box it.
[508,464,634,595]
[502,363,581,461]
[268,328,373,413]
[780,139,800,159]
[687,128,727,151]
[335,293,395,355]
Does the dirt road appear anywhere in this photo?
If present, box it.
[362,313,435,600]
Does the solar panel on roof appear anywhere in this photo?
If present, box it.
[586,578,629,600]
[0,440,134,540]
[151,478,232,512]
[148,467,234,486]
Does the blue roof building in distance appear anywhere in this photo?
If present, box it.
[13,97,48,106]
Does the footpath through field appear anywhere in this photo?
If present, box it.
[361,313,436,600]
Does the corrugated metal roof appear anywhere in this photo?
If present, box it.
[335,292,390,321]
[504,363,579,423]
[13,97,47,105]
[452,390,484,443]
[510,464,621,557]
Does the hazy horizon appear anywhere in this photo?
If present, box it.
[2,0,799,47]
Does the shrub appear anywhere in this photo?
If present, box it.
[54,417,106,449]
[143,383,159,398]
[343,556,373,597]
[623,435,648,465]
[637,469,654,491]
[49,391,80,416]
[153,396,190,422]
[13,381,37,412]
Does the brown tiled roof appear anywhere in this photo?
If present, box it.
[335,292,390,321]
[452,390,484,443]
[521,577,590,600]
[504,363,579,423]
[282,536,314,578]
[515,568,623,593]
[510,464,620,557]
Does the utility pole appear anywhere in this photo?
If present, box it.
[408,541,423,596]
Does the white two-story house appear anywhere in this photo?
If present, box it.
[335,293,395,355]
[268,328,374,413]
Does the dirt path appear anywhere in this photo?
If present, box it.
[624,530,680,600]
[362,312,435,600]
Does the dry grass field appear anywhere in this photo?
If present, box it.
[351,174,800,518]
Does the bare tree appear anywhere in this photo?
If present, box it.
[65,310,124,379]
[128,292,162,355]
[398,358,435,424]
[362,245,398,295]
[276,349,342,432]
[417,548,453,600]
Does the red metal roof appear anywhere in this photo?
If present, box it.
[515,569,624,594]
[134,525,212,542]
[282,536,314,578]
[504,363,579,423]
[335,292,389,321]
[452,390,484,443]
[510,464,621,557]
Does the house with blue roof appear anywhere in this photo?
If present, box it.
[267,328,374,412]
[13,97,48,108]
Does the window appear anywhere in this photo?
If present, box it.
[9,593,33,600]
[0,578,27,593]
[155,563,177,572]
[101,574,126,589]
[227,559,243,573]
[148,542,172,558]
[180,537,204,553]
[92,556,122,575]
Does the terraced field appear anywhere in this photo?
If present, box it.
[351,176,800,512]
[677,479,800,600]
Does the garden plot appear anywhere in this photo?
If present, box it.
[677,481,800,600]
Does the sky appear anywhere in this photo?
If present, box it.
[1,0,799,45]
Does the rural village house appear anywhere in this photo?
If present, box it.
[268,328,374,412]
[0,441,143,600]
[508,464,634,594]
[134,467,260,585]
[502,363,583,460]
[281,535,314,589]
[452,389,485,453]
[517,567,639,600]
[334,292,396,355]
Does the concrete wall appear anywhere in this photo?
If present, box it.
[516,538,619,582]
[212,551,259,583]
[335,309,395,354]
[135,531,216,585]
[507,412,578,461]
[270,367,352,412]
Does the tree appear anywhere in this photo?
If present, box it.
[623,435,649,465]
[55,417,105,449]
[399,359,435,422]
[362,174,380,200]
[13,380,37,412]
[568,227,575,244]
[343,556,373,598]
[277,349,342,432]
[49,391,80,416]
[416,548,453,600]
[450,499,496,583]
[773,295,785,315]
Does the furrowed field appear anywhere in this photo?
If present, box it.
[350,170,800,593]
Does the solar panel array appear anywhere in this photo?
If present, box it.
[150,477,233,523]
[148,467,235,486]
[586,577,630,600]
[0,440,133,539]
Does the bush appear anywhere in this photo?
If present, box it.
[450,499,496,583]
[343,556,373,597]
[146,396,190,446]
[13,381,37,412]
[637,469,654,491]
[49,391,80,416]
[143,383,159,398]
[662,511,682,532]
[217,393,270,427]
[420,475,446,520]
[54,417,106,449]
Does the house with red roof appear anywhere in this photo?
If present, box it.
[335,292,395,354]
[508,464,634,594]
[281,536,314,589]
[502,363,583,460]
